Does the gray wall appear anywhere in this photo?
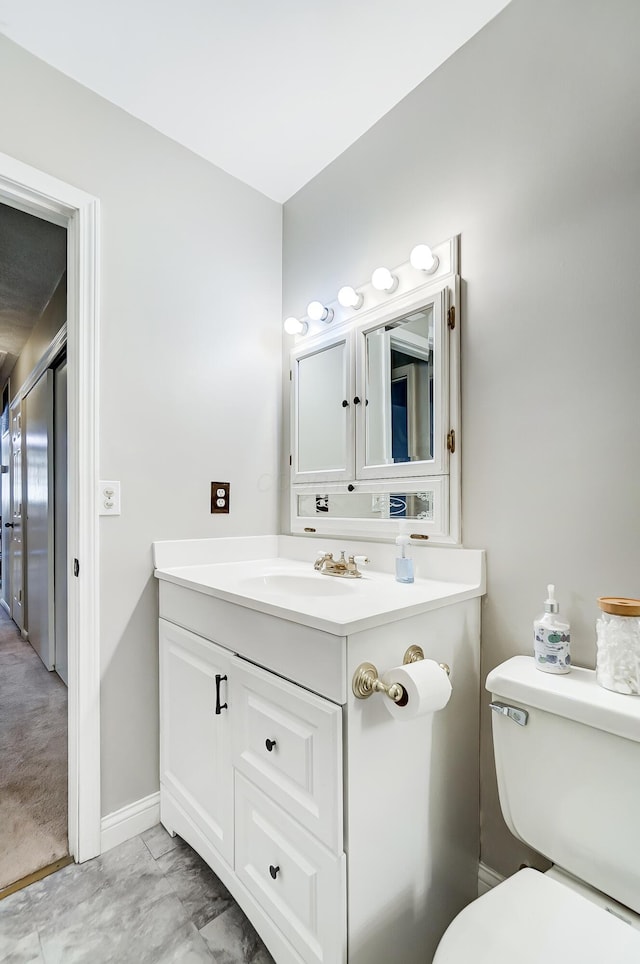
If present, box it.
[282,0,640,876]
[0,35,282,817]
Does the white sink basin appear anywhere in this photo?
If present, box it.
[153,537,486,634]
[238,573,357,597]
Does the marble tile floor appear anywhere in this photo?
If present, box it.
[0,825,275,964]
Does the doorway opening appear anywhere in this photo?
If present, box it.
[0,205,70,893]
[0,150,101,873]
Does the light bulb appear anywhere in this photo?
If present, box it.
[371,267,398,292]
[284,316,308,335]
[337,286,363,309]
[307,301,334,323]
[410,244,439,274]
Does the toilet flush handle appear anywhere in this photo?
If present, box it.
[489,701,529,726]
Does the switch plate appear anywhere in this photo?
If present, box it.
[99,480,121,516]
[211,482,230,514]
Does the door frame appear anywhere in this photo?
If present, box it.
[0,151,101,862]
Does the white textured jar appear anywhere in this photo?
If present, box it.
[596,597,640,695]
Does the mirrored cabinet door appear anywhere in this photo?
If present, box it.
[356,288,448,480]
[291,333,354,483]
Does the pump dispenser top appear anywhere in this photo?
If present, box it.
[534,583,571,674]
[544,584,559,613]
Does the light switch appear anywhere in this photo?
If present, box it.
[99,480,121,516]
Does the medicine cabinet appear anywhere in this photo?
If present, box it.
[289,236,460,543]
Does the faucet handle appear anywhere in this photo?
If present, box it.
[313,550,333,571]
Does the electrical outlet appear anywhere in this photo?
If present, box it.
[99,480,121,515]
[211,482,230,514]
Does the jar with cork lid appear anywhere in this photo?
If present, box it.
[595,597,640,695]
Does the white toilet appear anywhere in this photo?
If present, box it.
[433,655,640,963]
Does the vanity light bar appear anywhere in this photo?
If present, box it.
[283,241,441,336]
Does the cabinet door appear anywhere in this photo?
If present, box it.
[159,619,233,865]
[355,286,449,480]
[291,332,354,484]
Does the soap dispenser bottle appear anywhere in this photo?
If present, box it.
[534,584,571,674]
[395,534,414,584]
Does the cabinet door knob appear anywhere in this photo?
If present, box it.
[4,522,14,528]
[347,484,355,492]
[342,399,349,407]
[269,864,280,880]
[353,396,361,405]
[265,738,276,752]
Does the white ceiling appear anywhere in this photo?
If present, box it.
[0,0,510,201]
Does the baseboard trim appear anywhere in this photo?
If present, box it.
[100,791,160,854]
[478,861,505,897]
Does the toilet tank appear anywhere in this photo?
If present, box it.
[486,656,640,914]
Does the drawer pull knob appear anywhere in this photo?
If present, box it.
[269,864,280,880]
[265,738,277,752]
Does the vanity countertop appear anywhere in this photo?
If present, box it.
[153,536,485,635]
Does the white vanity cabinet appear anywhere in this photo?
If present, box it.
[156,541,483,964]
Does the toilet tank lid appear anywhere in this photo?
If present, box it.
[486,656,640,744]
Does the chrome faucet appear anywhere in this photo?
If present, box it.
[313,550,369,578]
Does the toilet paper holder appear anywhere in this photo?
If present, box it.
[352,645,450,702]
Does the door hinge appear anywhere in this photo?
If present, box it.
[447,306,456,330]
[73,558,80,577]
[447,429,456,454]
[289,454,292,466]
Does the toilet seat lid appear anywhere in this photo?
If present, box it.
[434,869,640,964]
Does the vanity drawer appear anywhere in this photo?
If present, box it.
[231,656,343,853]
[235,772,346,964]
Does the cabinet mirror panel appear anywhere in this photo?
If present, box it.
[296,340,348,475]
[297,488,435,522]
[365,305,434,470]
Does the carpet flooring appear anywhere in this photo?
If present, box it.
[0,606,68,891]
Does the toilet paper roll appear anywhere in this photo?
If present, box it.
[381,659,452,722]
